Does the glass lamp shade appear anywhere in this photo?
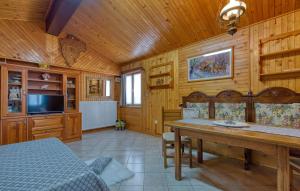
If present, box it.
[220,0,246,21]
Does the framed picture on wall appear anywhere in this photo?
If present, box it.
[187,47,233,82]
[86,77,103,98]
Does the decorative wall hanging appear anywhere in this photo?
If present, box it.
[188,48,233,82]
[59,34,86,67]
[86,77,103,98]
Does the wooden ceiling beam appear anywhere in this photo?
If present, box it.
[46,0,82,36]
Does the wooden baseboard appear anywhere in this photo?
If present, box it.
[83,126,114,134]
[63,137,82,143]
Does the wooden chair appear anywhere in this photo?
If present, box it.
[181,91,211,164]
[290,156,300,191]
[162,107,192,168]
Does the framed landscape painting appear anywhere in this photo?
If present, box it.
[188,48,233,82]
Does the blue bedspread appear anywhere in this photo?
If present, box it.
[0,138,110,191]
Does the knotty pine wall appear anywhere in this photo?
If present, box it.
[0,19,120,103]
[178,28,250,96]
[121,50,179,134]
[250,10,300,93]
[80,72,115,101]
[121,10,300,168]
[0,19,120,76]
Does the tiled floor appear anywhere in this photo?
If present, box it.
[66,129,296,191]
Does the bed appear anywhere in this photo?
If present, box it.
[0,138,109,191]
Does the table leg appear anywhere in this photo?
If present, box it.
[175,128,182,180]
[197,139,203,163]
[277,146,290,191]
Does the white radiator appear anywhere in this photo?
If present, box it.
[79,101,117,130]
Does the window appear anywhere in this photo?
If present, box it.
[124,71,141,106]
[105,80,111,97]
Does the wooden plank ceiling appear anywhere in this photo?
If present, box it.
[0,0,51,21]
[62,0,300,64]
[0,0,300,64]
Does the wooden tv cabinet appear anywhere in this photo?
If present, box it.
[0,61,82,145]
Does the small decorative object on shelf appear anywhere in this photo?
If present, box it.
[156,79,164,85]
[8,74,21,84]
[38,63,50,69]
[41,85,49,90]
[115,119,126,131]
[68,94,75,100]
[9,87,21,101]
[41,73,51,81]
[67,80,75,88]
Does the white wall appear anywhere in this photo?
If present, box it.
[79,101,117,130]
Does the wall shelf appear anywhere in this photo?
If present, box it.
[260,47,300,59]
[28,78,62,83]
[258,30,300,81]
[148,62,174,90]
[27,70,63,95]
[149,84,173,90]
[149,72,171,78]
[260,69,300,80]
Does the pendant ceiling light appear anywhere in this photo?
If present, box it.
[219,0,247,35]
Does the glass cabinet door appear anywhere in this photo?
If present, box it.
[2,66,26,116]
[8,71,23,113]
[66,76,78,112]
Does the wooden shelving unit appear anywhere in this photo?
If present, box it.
[27,70,63,95]
[148,62,174,90]
[259,29,300,81]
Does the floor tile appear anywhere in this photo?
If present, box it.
[119,185,143,191]
[66,129,282,191]
[168,185,194,191]
[121,172,144,186]
[127,164,145,173]
[144,186,168,191]
[143,173,167,186]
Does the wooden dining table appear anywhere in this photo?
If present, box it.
[165,119,300,191]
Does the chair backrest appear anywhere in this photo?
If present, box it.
[182,91,211,119]
[212,90,252,122]
[252,87,300,157]
[162,107,182,133]
[252,87,300,128]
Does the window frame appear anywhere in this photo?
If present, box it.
[124,71,142,107]
[104,79,111,97]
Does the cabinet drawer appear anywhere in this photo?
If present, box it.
[31,128,63,140]
[28,115,64,131]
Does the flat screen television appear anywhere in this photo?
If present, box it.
[27,94,64,114]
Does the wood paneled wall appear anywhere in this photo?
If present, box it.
[250,10,300,93]
[80,72,115,101]
[121,10,300,168]
[0,19,120,75]
[178,28,250,96]
[121,50,179,134]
